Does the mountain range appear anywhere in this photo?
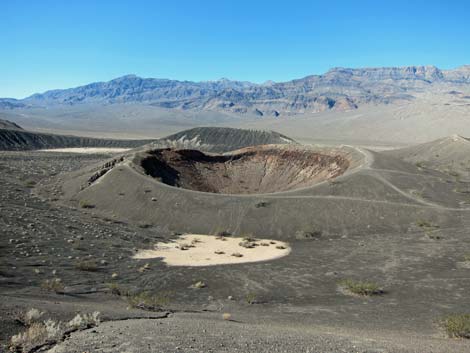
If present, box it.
[3,65,470,117]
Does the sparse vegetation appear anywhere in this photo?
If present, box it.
[239,240,256,248]
[255,201,269,208]
[441,314,470,338]
[417,219,440,229]
[138,263,151,272]
[339,279,383,296]
[18,308,44,326]
[191,281,206,289]
[75,259,99,272]
[24,180,36,188]
[178,243,192,250]
[295,230,322,240]
[10,321,60,352]
[126,291,171,310]
[454,187,470,194]
[67,312,100,329]
[106,282,125,296]
[41,278,65,293]
[216,230,231,238]
[426,232,442,240]
[463,254,470,262]
[9,310,100,352]
[245,292,257,304]
[79,200,95,209]
[242,236,256,242]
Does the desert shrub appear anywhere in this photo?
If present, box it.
[441,314,470,338]
[75,260,99,272]
[242,236,256,242]
[126,291,171,310]
[79,200,95,209]
[10,320,62,352]
[239,240,255,248]
[454,188,470,194]
[191,281,206,289]
[41,278,64,293]
[295,230,322,240]
[22,308,44,326]
[106,282,125,296]
[339,279,383,296]
[245,293,257,304]
[416,219,439,229]
[138,263,151,272]
[255,201,269,208]
[463,254,470,262]
[67,312,100,329]
[10,322,49,352]
[24,180,36,188]
[328,179,342,186]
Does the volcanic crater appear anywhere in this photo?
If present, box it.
[137,146,351,194]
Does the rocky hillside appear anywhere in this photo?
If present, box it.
[14,65,470,116]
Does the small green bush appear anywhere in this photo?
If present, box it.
[441,314,470,338]
[245,292,257,304]
[339,279,383,296]
[416,219,439,229]
[126,291,171,310]
[79,200,95,209]
[41,278,65,293]
[106,283,125,296]
[75,260,99,272]
[24,180,37,188]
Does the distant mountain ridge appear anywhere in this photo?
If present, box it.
[6,65,470,116]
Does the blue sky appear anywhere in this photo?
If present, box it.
[1,0,469,98]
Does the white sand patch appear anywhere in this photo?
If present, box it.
[133,234,290,266]
[39,147,131,154]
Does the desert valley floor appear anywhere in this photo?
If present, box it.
[1,127,470,352]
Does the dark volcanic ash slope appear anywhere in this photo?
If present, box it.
[385,135,470,180]
[0,118,23,130]
[50,142,469,239]
[0,129,154,151]
[153,127,296,152]
[0,126,295,152]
